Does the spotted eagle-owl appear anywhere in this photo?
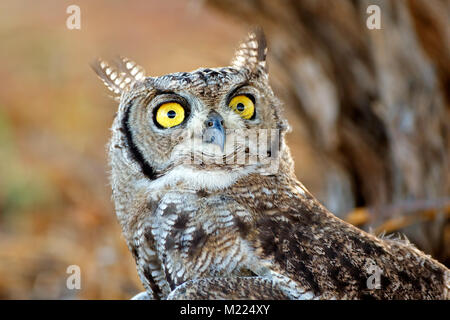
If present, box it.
[93,29,449,299]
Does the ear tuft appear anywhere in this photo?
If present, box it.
[231,27,268,72]
[91,57,146,99]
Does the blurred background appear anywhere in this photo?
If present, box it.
[0,0,448,299]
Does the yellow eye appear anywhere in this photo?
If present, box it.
[229,95,255,120]
[155,102,185,128]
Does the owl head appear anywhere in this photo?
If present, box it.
[93,28,292,191]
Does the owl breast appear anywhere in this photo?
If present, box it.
[145,189,257,291]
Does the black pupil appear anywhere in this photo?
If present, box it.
[236,103,245,112]
[167,110,176,118]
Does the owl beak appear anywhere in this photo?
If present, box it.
[203,111,226,152]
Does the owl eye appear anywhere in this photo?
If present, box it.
[155,102,185,128]
[228,94,255,120]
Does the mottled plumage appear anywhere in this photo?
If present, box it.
[93,29,449,300]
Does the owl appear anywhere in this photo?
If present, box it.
[93,28,449,300]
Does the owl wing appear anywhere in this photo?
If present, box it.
[242,184,449,299]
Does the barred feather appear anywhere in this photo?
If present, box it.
[91,57,146,99]
[114,56,146,83]
[231,27,267,72]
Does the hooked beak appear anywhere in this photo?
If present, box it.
[202,111,226,152]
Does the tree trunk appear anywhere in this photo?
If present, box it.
[207,0,450,265]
